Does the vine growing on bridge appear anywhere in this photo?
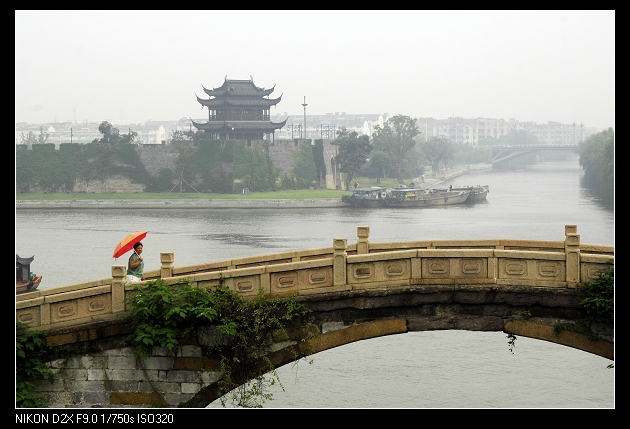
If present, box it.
[16,321,55,408]
[124,278,317,408]
[553,260,614,368]
[553,260,614,339]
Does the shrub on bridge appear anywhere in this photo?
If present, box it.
[578,261,614,325]
[553,260,614,342]
[16,322,55,408]
[124,278,315,407]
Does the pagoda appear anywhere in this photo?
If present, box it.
[192,77,287,143]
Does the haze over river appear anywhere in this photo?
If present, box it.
[16,155,614,408]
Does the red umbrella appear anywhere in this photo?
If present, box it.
[113,231,148,259]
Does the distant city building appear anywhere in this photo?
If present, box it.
[417,117,597,146]
[16,115,601,148]
[191,77,287,144]
[270,112,389,140]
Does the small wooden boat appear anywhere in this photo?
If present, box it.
[16,254,41,294]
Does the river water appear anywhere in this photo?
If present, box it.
[15,156,614,408]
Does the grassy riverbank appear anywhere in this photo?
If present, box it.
[15,178,412,201]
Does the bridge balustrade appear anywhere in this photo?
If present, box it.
[16,225,614,333]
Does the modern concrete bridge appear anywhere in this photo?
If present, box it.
[491,144,579,164]
[16,225,613,408]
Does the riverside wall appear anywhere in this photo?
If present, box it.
[15,198,348,209]
[14,168,472,210]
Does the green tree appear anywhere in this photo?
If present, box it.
[452,141,492,165]
[417,136,455,174]
[170,130,198,193]
[290,144,319,189]
[332,128,373,190]
[92,121,137,144]
[20,126,50,146]
[234,144,277,192]
[371,115,421,184]
[579,127,614,201]
[368,150,390,184]
[312,139,327,189]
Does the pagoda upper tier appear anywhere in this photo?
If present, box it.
[196,78,282,110]
[193,77,287,142]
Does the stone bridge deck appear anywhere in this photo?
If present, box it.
[16,224,614,407]
[17,224,613,336]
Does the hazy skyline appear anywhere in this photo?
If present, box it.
[16,10,615,130]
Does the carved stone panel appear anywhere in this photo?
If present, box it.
[16,307,40,326]
[271,271,298,294]
[50,293,113,324]
[297,267,333,290]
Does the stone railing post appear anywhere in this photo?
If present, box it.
[565,225,580,288]
[111,265,126,312]
[357,226,370,254]
[333,238,348,289]
[160,252,174,278]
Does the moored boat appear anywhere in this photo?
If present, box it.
[16,254,42,294]
[341,187,388,207]
[383,187,471,207]
[341,186,471,208]
[452,185,489,203]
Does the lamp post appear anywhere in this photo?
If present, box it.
[302,96,308,142]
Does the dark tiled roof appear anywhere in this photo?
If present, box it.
[191,118,287,132]
[196,95,282,109]
[202,78,275,98]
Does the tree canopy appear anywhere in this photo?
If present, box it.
[92,121,138,144]
[20,127,49,146]
[371,115,421,184]
[417,136,455,174]
[579,127,614,202]
[332,128,373,190]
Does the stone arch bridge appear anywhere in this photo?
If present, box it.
[16,225,613,408]
[491,144,579,164]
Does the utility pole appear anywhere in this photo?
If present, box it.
[302,96,308,143]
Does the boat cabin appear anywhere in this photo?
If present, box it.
[350,187,387,199]
[16,254,42,294]
[389,188,428,200]
[16,254,34,284]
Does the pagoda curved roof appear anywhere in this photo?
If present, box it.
[202,78,275,97]
[196,95,282,108]
[191,117,288,133]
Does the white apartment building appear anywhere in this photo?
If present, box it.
[416,117,598,146]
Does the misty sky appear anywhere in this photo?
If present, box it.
[15,10,615,130]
